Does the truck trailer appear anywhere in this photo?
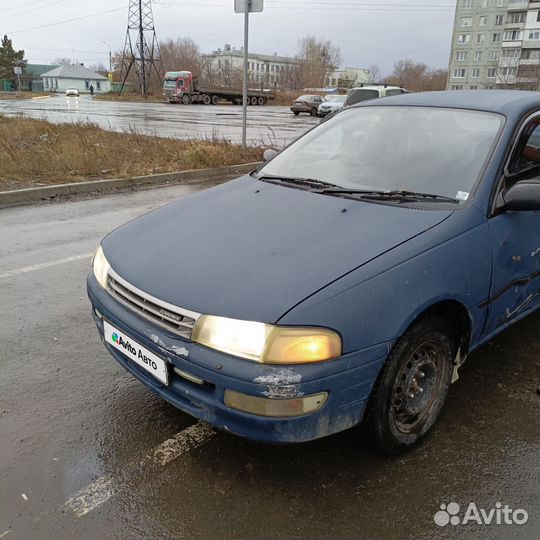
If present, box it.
[163,71,274,105]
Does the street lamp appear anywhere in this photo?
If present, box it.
[101,40,112,75]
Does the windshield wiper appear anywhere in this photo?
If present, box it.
[315,188,460,204]
[258,175,342,190]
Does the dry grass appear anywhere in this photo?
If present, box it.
[0,115,263,191]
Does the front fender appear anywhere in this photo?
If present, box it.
[278,207,492,354]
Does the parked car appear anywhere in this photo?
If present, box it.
[318,95,347,117]
[88,90,540,454]
[65,87,79,97]
[290,94,324,116]
[344,85,408,107]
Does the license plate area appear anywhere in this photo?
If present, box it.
[103,320,169,385]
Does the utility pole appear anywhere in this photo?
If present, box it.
[235,0,264,148]
[119,0,163,96]
[242,6,249,148]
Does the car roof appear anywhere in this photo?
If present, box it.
[349,85,402,91]
[357,90,540,118]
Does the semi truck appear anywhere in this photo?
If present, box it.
[163,71,274,105]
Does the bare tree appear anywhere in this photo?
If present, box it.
[159,37,202,76]
[384,59,448,91]
[88,62,108,75]
[296,34,341,89]
[367,64,381,83]
[54,57,71,65]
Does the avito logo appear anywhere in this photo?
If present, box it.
[434,502,528,527]
[112,333,137,356]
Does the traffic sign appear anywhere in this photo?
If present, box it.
[234,0,264,13]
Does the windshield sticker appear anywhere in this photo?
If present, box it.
[456,191,469,201]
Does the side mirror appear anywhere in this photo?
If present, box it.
[499,178,540,212]
[263,148,279,162]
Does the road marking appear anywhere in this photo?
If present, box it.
[62,421,215,518]
[62,477,114,519]
[0,253,93,279]
[0,531,12,539]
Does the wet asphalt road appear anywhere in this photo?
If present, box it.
[0,182,539,540]
[0,94,318,146]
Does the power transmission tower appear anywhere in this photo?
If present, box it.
[119,0,163,96]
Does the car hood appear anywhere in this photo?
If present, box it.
[102,176,453,323]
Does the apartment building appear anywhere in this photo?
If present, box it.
[447,0,540,90]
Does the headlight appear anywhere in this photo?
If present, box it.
[92,245,110,288]
[191,315,341,364]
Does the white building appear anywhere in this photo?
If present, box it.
[203,45,299,88]
[325,67,371,89]
[40,64,110,94]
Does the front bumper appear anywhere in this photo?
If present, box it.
[87,274,388,443]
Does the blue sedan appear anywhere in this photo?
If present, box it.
[88,91,540,454]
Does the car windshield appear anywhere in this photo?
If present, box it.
[163,79,177,88]
[347,89,380,105]
[257,106,503,202]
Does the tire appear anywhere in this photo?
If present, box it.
[182,94,190,105]
[364,315,455,455]
[211,94,220,105]
[293,111,299,116]
[310,108,318,117]
[257,96,265,106]
[250,96,258,106]
[202,94,211,105]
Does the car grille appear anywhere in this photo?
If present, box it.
[107,270,200,340]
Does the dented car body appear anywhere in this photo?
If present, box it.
[87,91,540,452]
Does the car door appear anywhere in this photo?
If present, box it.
[483,112,540,335]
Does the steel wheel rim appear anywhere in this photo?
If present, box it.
[392,339,446,434]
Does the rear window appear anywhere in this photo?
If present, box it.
[346,89,379,106]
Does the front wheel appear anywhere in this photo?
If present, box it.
[182,94,190,105]
[310,108,318,117]
[364,315,455,454]
[293,111,299,116]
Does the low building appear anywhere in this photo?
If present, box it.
[325,67,371,89]
[40,64,110,94]
[203,44,299,89]
[21,64,59,92]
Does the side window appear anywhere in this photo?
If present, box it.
[513,117,540,173]
[385,89,402,97]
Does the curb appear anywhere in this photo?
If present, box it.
[0,162,261,207]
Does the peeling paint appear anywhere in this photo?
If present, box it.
[169,345,189,357]
[262,386,305,399]
[145,330,167,348]
[254,368,303,399]
[254,368,302,386]
[531,247,540,258]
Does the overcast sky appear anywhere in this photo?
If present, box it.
[3,0,456,75]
